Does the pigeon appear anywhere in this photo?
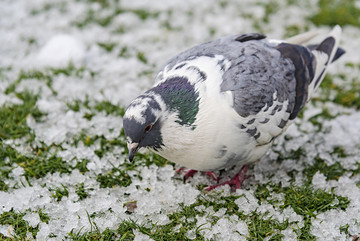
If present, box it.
[123,26,345,190]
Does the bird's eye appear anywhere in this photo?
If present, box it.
[144,124,153,133]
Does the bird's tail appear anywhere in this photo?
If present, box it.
[306,25,344,100]
[286,29,321,45]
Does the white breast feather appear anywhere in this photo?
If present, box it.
[155,55,256,171]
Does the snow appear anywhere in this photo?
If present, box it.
[0,225,11,238]
[36,34,86,67]
[1,0,360,240]
[205,217,248,241]
[23,212,41,228]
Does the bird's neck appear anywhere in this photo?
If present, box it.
[150,76,200,129]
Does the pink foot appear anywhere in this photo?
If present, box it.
[177,168,219,182]
[204,171,219,182]
[204,165,250,191]
[183,169,198,182]
[176,167,185,174]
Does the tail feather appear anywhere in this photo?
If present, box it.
[307,25,343,99]
[271,26,344,119]
[332,47,346,62]
[307,44,345,63]
[286,30,321,45]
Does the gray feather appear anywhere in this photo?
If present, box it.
[220,41,296,118]
[274,43,316,119]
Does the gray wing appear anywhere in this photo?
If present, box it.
[163,33,337,123]
[217,34,319,123]
[218,34,342,145]
[217,35,325,147]
[220,39,299,119]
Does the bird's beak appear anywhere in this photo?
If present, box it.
[127,142,139,162]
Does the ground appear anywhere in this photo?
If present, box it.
[1,0,360,240]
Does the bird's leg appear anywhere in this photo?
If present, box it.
[177,168,219,182]
[183,169,198,183]
[204,171,220,182]
[175,167,185,174]
[204,165,250,191]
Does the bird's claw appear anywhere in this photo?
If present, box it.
[177,168,219,183]
[204,165,250,191]
[183,169,198,183]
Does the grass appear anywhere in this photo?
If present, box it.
[0,91,45,140]
[94,134,169,188]
[74,158,91,174]
[136,52,148,64]
[254,183,350,240]
[119,46,131,58]
[307,107,338,131]
[66,98,125,120]
[0,89,48,190]
[6,70,53,95]
[96,162,137,188]
[93,100,126,117]
[38,209,50,224]
[5,63,95,97]
[0,141,74,189]
[31,2,67,15]
[318,74,360,110]
[0,183,352,240]
[283,185,349,240]
[68,195,240,240]
[0,209,40,240]
[262,0,279,23]
[274,144,356,184]
[247,212,288,240]
[66,185,348,241]
[50,184,69,202]
[303,156,347,181]
[309,0,360,27]
[73,7,159,28]
[67,219,137,240]
[75,183,91,201]
[97,42,117,52]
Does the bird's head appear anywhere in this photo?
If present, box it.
[123,93,164,161]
